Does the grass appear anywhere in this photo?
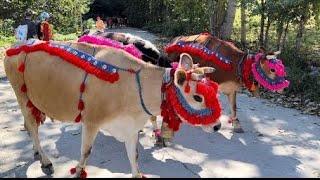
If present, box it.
[0,35,15,47]
[53,33,78,41]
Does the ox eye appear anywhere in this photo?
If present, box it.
[193,95,203,103]
[271,69,276,73]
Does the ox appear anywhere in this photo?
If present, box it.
[4,40,221,178]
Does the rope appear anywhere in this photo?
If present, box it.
[135,69,154,116]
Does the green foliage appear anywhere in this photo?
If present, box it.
[0,19,15,37]
[0,35,15,47]
[0,0,92,34]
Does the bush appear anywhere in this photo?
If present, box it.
[281,48,320,102]
[0,19,15,37]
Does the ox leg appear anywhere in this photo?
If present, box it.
[24,114,54,175]
[71,123,99,178]
[125,133,143,178]
[16,97,53,174]
[227,92,244,133]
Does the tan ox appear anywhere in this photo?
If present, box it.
[4,40,220,178]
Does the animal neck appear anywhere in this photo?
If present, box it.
[238,54,255,91]
[138,66,166,116]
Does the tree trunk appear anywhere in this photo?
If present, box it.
[295,15,308,51]
[281,21,290,51]
[240,0,247,46]
[209,0,227,38]
[264,17,271,50]
[276,20,284,50]
[259,0,266,47]
[221,0,237,40]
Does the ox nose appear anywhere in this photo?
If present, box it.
[213,123,222,132]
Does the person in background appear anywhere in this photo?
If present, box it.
[39,12,53,41]
[96,16,105,32]
[18,9,37,40]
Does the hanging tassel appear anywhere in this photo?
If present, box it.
[21,84,27,93]
[70,167,77,175]
[184,82,191,94]
[78,100,84,111]
[75,113,82,123]
[18,63,25,73]
[80,169,87,179]
[27,100,34,108]
[80,83,86,93]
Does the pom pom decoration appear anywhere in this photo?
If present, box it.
[18,63,25,73]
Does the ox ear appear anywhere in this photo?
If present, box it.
[179,53,193,71]
[174,70,187,86]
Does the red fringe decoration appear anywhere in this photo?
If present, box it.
[242,56,255,91]
[165,44,232,71]
[18,63,25,73]
[78,100,85,111]
[21,84,27,93]
[75,113,82,123]
[6,42,120,84]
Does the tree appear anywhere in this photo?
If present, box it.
[240,0,247,45]
[221,0,237,40]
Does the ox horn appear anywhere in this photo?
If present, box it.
[202,67,216,74]
[191,73,205,81]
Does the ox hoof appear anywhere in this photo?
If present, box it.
[133,173,147,178]
[34,152,40,161]
[163,138,173,147]
[232,119,245,134]
[41,163,54,175]
[233,127,245,133]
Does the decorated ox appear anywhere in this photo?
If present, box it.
[4,39,222,178]
[165,33,290,135]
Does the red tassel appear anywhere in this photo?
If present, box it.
[78,100,84,111]
[80,83,86,93]
[18,63,25,73]
[184,82,191,94]
[75,113,82,123]
[21,84,27,93]
[70,167,77,175]
[80,169,87,179]
[27,100,34,108]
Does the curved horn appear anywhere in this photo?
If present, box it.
[191,73,204,81]
[202,67,216,74]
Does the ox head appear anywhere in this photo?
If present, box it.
[251,50,290,94]
[165,53,222,133]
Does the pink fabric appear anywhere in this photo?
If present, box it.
[78,35,142,59]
